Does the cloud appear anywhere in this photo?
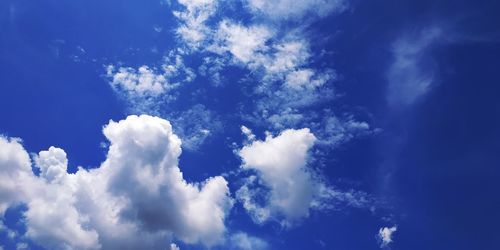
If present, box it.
[106,49,196,113]
[174,0,219,48]
[106,65,169,96]
[236,128,375,226]
[170,243,180,250]
[245,0,347,20]
[166,104,223,151]
[386,27,442,106]
[377,225,397,248]
[0,115,233,249]
[211,21,273,65]
[228,232,268,250]
[236,128,322,225]
[240,125,256,142]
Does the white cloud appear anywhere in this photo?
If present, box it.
[237,128,319,225]
[378,225,397,248]
[240,125,256,142]
[0,115,233,249]
[106,49,196,114]
[211,21,273,65]
[170,243,180,250]
[174,0,219,48]
[236,128,374,226]
[285,69,333,89]
[107,65,169,96]
[317,115,374,146]
[229,232,268,250]
[246,0,347,20]
[386,27,442,106]
[0,136,33,215]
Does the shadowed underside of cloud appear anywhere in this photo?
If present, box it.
[0,115,233,249]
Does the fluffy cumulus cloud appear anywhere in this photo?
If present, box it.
[386,27,442,106]
[377,225,397,248]
[236,128,326,225]
[236,127,374,226]
[0,115,232,249]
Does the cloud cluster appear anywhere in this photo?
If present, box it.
[0,115,232,249]
[106,49,196,113]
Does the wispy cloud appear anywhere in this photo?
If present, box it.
[386,27,442,107]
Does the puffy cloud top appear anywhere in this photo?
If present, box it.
[237,128,319,224]
[0,115,232,249]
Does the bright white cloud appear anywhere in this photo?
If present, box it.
[387,27,442,106]
[246,0,347,20]
[0,115,233,249]
[211,21,273,64]
[236,128,374,226]
[170,243,180,250]
[237,128,319,225]
[378,225,397,248]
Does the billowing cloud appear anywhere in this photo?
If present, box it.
[0,115,232,249]
[377,225,397,248]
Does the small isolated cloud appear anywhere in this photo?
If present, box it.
[237,128,318,225]
[236,128,371,226]
[0,115,233,249]
[170,243,180,250]
[229,232,268,250]
[377,225,397,248]
[386,27,442,106]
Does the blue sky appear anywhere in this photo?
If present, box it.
[0,0,499,249]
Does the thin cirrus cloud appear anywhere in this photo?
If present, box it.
[386,27,443,107]
[0,115,233,249]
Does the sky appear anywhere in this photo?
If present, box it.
[0,0,499,249]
